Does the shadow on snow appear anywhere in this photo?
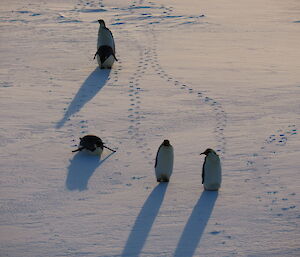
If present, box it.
[56,68,111,128]
[121,183,168,257]
[174,190,218,257]
[65,151,114,191]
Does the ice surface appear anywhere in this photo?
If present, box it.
[0,0,299,256]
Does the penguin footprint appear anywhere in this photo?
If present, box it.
[265,125,297,147]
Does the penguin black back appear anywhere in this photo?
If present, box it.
[80,135,103,151]
[93,45,118,63]
[72,135,103,153]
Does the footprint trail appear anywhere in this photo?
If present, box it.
[126,45,154,164]
[148,30,227,157]
[247,125,298,217]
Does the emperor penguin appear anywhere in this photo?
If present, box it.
[93,19,118,69]
[72,135,116,156]
[201,148,222,191]
[72,135,104,155]
[155,139,174,182]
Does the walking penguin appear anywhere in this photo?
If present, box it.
[155,139,174,182]
[72,135,116,156]
[93,19,118,69]
[201,148,222,191]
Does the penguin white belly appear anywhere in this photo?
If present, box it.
[81,147,103,156]
[97,55,115,68]
[204,161,221,191]
[155,148,174,180]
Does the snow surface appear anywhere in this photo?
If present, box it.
[1,0,300,256]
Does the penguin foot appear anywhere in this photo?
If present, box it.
[204,187,219,191]
[157,178,169,183]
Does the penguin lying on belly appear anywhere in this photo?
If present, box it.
[201,148,222,191]
[72,135,116,156]
[155,139,174,182]
[94,19,118,69]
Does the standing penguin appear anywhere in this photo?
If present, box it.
[93,19,118,69]
[201,148,222,191]
[155,139,174,182]
[72,135,116,156]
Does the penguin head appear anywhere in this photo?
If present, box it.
[162,139,171,146]
[200,148,217,156]
[98,19,106,27]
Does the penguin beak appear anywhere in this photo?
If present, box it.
[200,149,210,155]
[200,152,205,155]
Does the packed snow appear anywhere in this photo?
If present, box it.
[1,0,299,256]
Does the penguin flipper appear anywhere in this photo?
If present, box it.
[72,146,85,153]
[202,159,206,184]
[93,48,101,60]
[154,145,162,168]
[103,145,116,152]
[112,53,118,61]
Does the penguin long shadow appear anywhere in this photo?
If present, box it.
[56,68,111,128]
[174,191,218,257]
[66,151,114,191]
[121,183,168,257]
